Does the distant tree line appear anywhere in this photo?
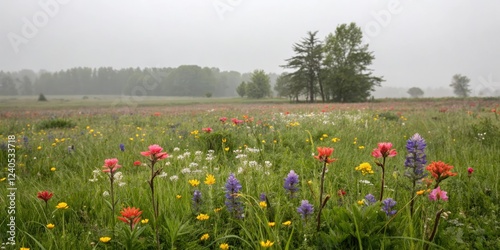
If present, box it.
[0,66,279,97]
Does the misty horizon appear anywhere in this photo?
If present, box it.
[1,1,499,95]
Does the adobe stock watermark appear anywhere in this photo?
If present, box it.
[363,0,403,43]
[6,0,71,54]
[475,74,500,96]
[212,0,243,20]
[110,68,167,110]
[2,135,17,248]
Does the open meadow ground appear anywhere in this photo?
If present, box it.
[1,97,499,249]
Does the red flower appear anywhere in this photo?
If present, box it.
[37,191,53,202]
[426,161,457,183]
[219,117,227,123]
[202,127,213,133]
[118,207,142,229]
[133,161,142,166]
[102,158,122,173]
[231,118,244,125]
[337,189,346,197]
[141,144,168,161]
[371,142,397,158]
[314,147,336,163]
[467,167,474,177]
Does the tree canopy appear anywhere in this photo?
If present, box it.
[450,74,471,98]
[281,23,383,102]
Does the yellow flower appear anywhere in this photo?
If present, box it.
[37,146,42,150]
[357,200,364,206]
[307,180,313,185]
[222,138,227,143]
[214,207,222,213]
[224,147,230,152]
[355,162,374,175]
[20,247,30,250]
[260,240,274,248]
[261,140,266,143]
[204,174,216,185]
[259,201,267,208]
[331,137,340,143]
[358,146,365,149]
[99,237,111,243]
[56,202,69,209]
[141,219,149,224]
[416,190,425,196]
[46,223,55,229]
[282,220,292,226]
[176,194,182,199]
[50,167,56,172]
[0,177,6,182]
[322,134,328,138]
[200,233,210,241]
[196,214,210,221]
[188,179,200,187]
[51,143,56,147]
[219,243,229,250]
[129,138,134,141]
[268,222,276,227]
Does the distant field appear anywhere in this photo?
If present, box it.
[0,96,499,249]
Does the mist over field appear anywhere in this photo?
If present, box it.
[1,1,499,99]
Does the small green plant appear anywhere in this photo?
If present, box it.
[37,118,76,130]
[38,93,48,101]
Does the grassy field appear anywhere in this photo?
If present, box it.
[0,97,499,249]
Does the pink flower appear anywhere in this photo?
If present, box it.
[231,118,244,125]
[102,158,122,173]
[202,127,213,133]
[141,144,168,161]
[371,142,397,158]
[219,117,227,123]
[428,186,448,201]
[467,167,474,177]
[133,161,142,166]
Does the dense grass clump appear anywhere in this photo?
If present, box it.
[0,99,499,249]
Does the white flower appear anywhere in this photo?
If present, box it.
[248,161,258,167]
[195,151,203,156]
[181,168,191,174]
[235,154,247,159]
[189,162,199,168]
[208,150,215,154]
[89,178,98,182]
[177,155,185,160]
[118,182,126,187]
[165,161,171,166]
[237,167,244,174]
[173,147,180,151]
[103,191,109,196]
[170,175,179,181]
[114,172,123,181]
[158,172,168,178]
[264,161,272,168]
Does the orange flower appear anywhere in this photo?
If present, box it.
[426,161,457,184]
[118,207,142,230]
[314,147,336,163]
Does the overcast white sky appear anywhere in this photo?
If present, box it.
[1,0,499,90]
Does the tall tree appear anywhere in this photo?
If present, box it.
[323,23,383,102]
[283,31,324,102]
[407,87,424,98]
[236,81,247,97]
[0,74,18,96]
[246,70,271,99]
[450,74,471,98]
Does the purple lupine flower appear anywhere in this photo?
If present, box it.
[365,193,377,205]
[381,198,397,216]
[404,133,427,181]
[119,143,125,152]
[192,190,202,211]
[297,200,314,220]
[284,170,299,198]
[225,173,244,219]
[259,193,266,201]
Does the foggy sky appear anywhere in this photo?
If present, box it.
[1,0,499,92]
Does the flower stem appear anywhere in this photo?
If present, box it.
[425,208,443,250]
[149,160,161,250]
[379,157,386,202]
[316,161,327,231]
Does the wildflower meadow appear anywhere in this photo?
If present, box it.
[1,98,499,249]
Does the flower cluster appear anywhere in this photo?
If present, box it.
[284,170,299,198]
[225,173,244,219]
[404,133,427,181]
[355,162,374,175]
